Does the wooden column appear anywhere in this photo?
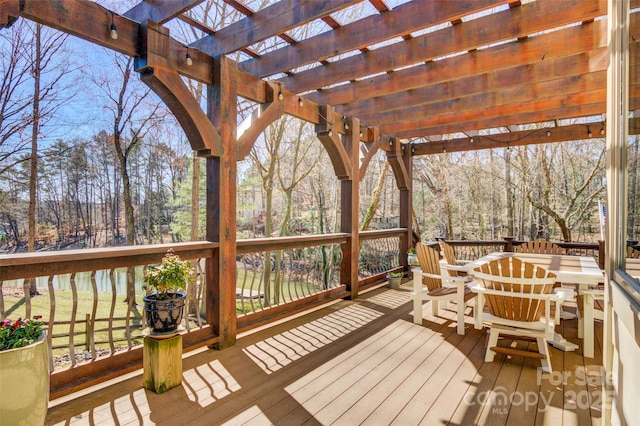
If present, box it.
[143,334,182,394]
[399,145,413,271]
[206,56,238,349]
[340,117,360,299]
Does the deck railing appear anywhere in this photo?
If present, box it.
[0,232,405,397]
[1,233,607,397]
[235,234,348,318]
[359,228,405,278]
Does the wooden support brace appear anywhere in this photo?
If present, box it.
[137,21,222,156]
[358,127,381,181]
[236,81,285,160]
[315,105,352,180]
[386,138,410,190]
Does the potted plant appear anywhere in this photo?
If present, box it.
[0,316,49,425]
[407,247,419,266]
[143,249,193,334]
[386,271,404,289]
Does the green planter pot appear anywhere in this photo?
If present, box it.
[0,332,49,426]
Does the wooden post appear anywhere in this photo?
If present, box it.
[143,334,182,393]
[206,56,238,349]
[399,145,412,271]
[503,236,515,252]
[340,117,360,300]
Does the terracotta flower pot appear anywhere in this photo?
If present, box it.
[0,331,49,426]
[143,292,186,334]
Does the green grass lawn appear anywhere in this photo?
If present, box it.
[2,269,333,356]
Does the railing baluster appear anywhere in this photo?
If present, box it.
[195,260,204,327]
[69,272,78,367]
[89,271,98,360]
[108,269,116,354]
[47,275,55,372]
[23,278,31,319]
[0,281,4,321]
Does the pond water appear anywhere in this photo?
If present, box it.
[3,267,146,296]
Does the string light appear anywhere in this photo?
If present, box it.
[469,137,474,143]
[110,12,118,40]
[343,116,349,130]
[298,97,303,107]
[587,126,592,138]
[600,125,605,135]
[185,50,193,66]
[277,83,284,101]
[546,129,551,137]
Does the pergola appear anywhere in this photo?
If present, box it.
[1,2,638,419]
[0,0,627,343]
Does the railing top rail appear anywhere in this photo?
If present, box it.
[434,240,509,247]
[359,228,408,241]
[237,233,349,253]
[0,242,218,281]
[435,239,601,250]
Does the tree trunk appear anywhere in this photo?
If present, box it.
[505,146,514,237]
[27,24,42,296]
[361,161,390,231]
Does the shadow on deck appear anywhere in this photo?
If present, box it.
[45,282,604,425]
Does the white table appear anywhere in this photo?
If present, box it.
[465,252,605,353]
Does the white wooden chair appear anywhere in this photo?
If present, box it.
[471,256,560,372]
[439,240,471,277]
[410,242,476,335]
[516,239,566,255]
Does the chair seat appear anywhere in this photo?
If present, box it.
[411,284,475,299]
[480,313,552,332]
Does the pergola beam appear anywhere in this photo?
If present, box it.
[361,70,607,127]
[283,0,605,94]
[240,0,505,78]
[191,0,359,56]
[305,17,612,106]
[124,0,203,24]
[409,121,614,156]
[343,54,607,118]
[392,102,605,139]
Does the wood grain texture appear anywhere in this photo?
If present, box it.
[44,286,601,425]
[143,334,183,394]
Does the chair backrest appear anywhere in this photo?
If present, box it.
[627,245,640,259]
[473,257,556,322]
[416,242,442,292]
[439,240,464,277]
[515,239,566,255]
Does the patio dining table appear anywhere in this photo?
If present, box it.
[464,252,605,353]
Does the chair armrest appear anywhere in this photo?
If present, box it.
[441,263,469,274]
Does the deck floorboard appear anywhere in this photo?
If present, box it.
[45,284,603,426]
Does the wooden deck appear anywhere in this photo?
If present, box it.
[45,283,604,426]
